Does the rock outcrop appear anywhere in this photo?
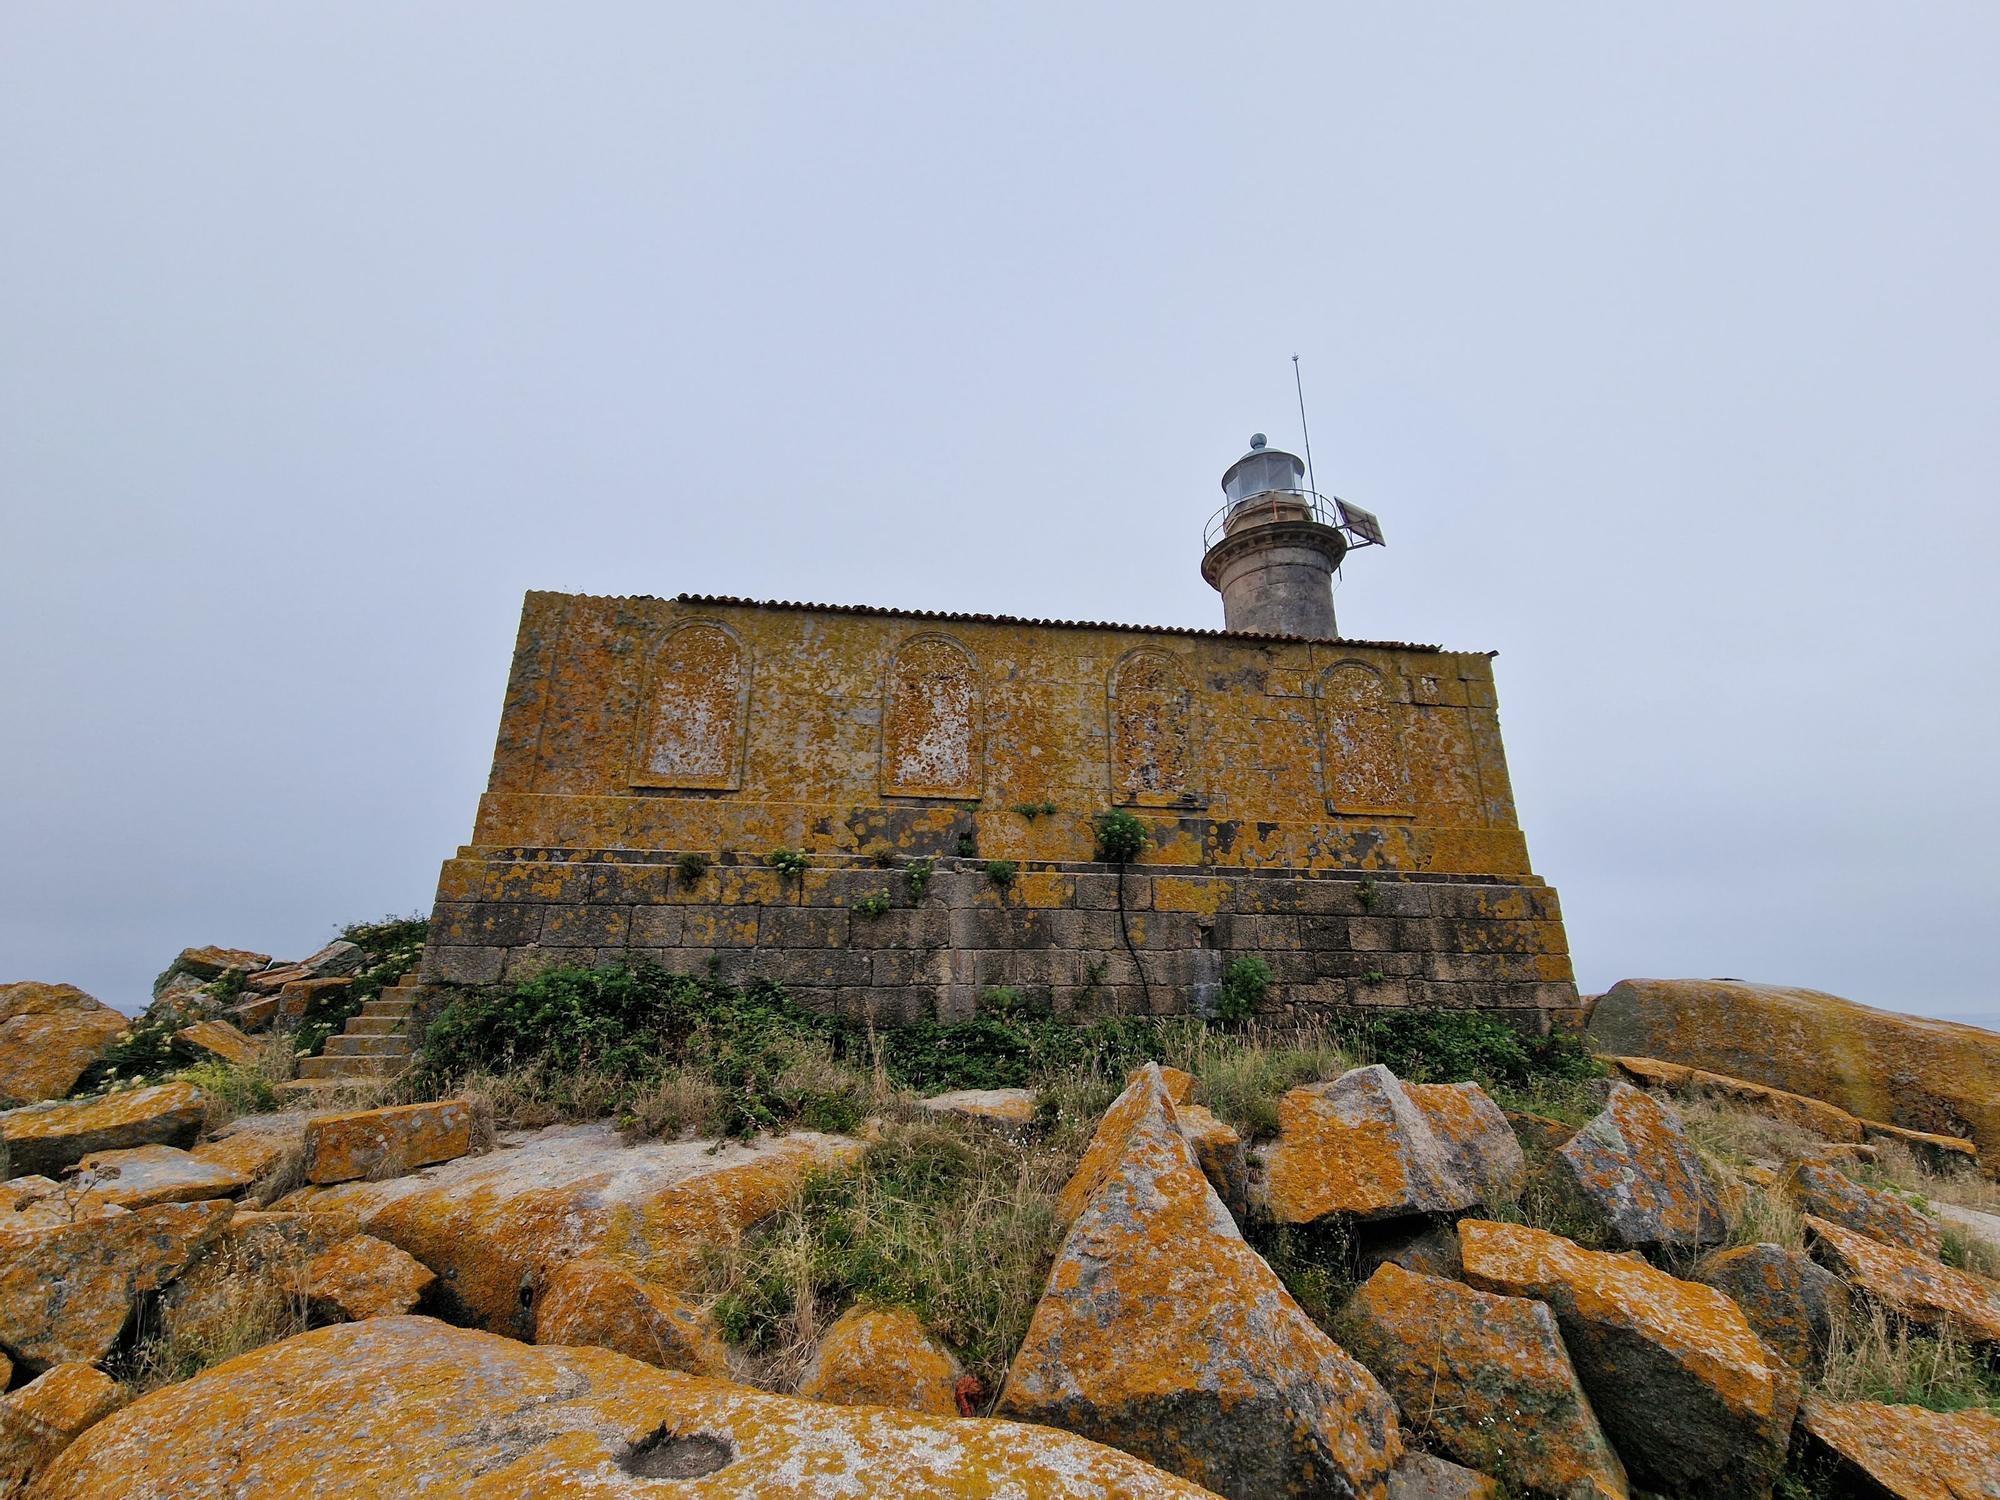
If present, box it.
[1691,1243,1847,1370]
[299,1100,474,1185]
[1343,1263,1628,1499]
[1459,1219,1797,1499]
[999,1065,1403,1499]
[0,1364,123,1498]
[0,986,127,1108]
[1385,1452,1503,1499]
[0,1084,208,1179]
[1796,1397,2000,1499]
[1402,1082,1526,1202]
[297,1234,434,1321]
[1264,1064,1480,1224]
[1782,1161,1942,1256]
[172,1020,260,1069]
[1605,1055,1865,1143]
[796,1306,963,1416]
[1553,1083,1728,1250]
[280,1122,862,1336]
[533,1257,731,1379]
[31,1316,1217,1498]
[0,1199,232,1372]
[1587,979,2000,1166]
[53,1145,249,1211]
[1804,1215,2000,1346]
[915,1088,1038,1134]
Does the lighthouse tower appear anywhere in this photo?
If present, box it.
[1199,433,1382,638]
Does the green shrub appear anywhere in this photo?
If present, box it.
[1216,957,1272,1024]
[675,852,711,886]
[1335,1008,1600,1091]
[768,849,810,878]
[852,891,892,919]
[1092,809,1147,863]
[904,857,935,902]
[983,860,1017,889]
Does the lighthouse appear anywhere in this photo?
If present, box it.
[1199,433,1383,638]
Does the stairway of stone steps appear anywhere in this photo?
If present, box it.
[294,982,420,1081]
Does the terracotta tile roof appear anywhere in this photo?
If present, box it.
[666,593,1462,655]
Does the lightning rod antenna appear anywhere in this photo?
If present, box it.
[1292,354,1318,500]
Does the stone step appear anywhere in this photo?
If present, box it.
[345,1016,405,1036]
[296,1053,404,1081]
[325,1033,413,1058]
[361,999,416,1019]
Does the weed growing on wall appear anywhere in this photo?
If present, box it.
[852,891,892,919]
[1010,801,1059,821]
[767,849,809,879]
[904,857,934,902]
[1092,809,1147,863]
[675,852,711,887]
[982,859,1017,889]
[1216,957,1272,1023]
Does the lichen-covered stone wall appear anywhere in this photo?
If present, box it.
[422,594,1577,1025]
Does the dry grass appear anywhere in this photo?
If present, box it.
[1812,1301,2000,1412]
[123,1263,312,1395]
[177,1033,303,1133]
[703,1114,1081,1399]
[1156,1020,1356,1140]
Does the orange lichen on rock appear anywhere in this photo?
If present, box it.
[282,1122,861,1337]
[998,1065,1402,1499]
[1174,1102,1249,1220]
[1691,1243,1848,1371]
[914,1088,1038,1134]
[173,1020,261,1069]
[1855,1119,1980,1174]
[1782,1162,1942,1257]
[0,1199,232,1372]
[1458,1219,1797,1499]
[796,1306,962,1416]
[0,984,127,1107]
[189,1110,321,1186]
[1343,1263,1628,1500]
[0,1363,124,1496]
[533,1258,731,1379]
[1385,1452,1503,1499]
[31,1316,1219,1498]
[1553,1083,1727,1250]
[1797,1397,2000,1499]
[297,1233,435,1321]
[300,1100,475,1185]
[55,1145,250,1211]
[0,1083,208,1179]
[1403,1081,1525,1201]
[160,1209,356,1333]
[1607,1055,1866,1143]
[1587,979,2000,1169]
[1803,1215,2000,1346]
[1265,1065,1479,1225]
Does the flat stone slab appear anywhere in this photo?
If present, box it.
[1,1083,208,1179]
[301,1100,475,1185]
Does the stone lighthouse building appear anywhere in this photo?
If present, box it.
[416,438,1579,1030]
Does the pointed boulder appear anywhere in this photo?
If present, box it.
[998,1065,1402,1499]
[1804,1215,2000,1346]
[1783,1161,1942,1257]
[1265,1064,1479,1225]
[534,1258,731,1379]
[1553,1083,1727,1250]
[1692,1242,1848,1370]
[1344,1263,1628,1500]
[1460,1219,1797,1500]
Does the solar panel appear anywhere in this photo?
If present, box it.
[1337,499,1386,547]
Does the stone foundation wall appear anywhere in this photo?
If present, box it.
[421,849,1580,1032]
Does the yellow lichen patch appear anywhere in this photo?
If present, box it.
[0,1199,233,1372]
[797,1306,962,1417]
[1803,1215,2000,1345]
[300,1100,474,1186]
[0,1083,208,1179]
[1588,980,2000,1169]
[1692,1244,1846,1371]
[1799,1397,2000,1499]
[0,984,127,1107]
[1174,1103,1248,1219]
[32,1316,1217,1498]
[190,1111,320,1185]
[915,1088,1039,1134]
[297,1234,435,1321]
[1459,1219,1796,1499]
[1126,1064,1196,1104]
[1000,1066,1402,1498]
[1343,1263,1628,1500]
[285,1124,861,1337]
[1265,1066,1476,1224]
[1782,1162,1942,1257]
[534,1258,731,1379]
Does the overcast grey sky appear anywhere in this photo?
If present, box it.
[4,5,1996,1024]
